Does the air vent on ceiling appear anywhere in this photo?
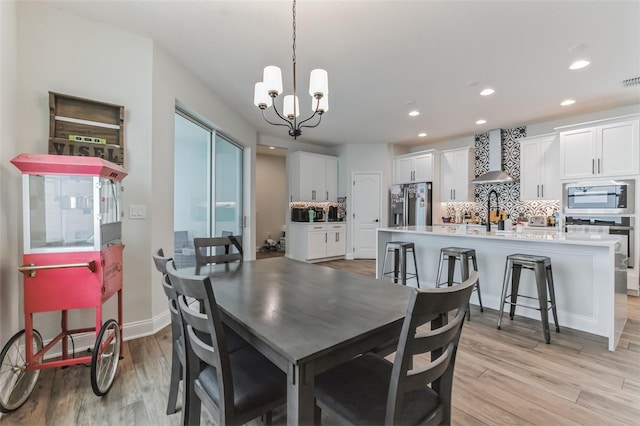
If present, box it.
[622,77,640,87]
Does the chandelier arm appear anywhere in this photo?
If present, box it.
[296,110,319,128]
[269,98,295,130]
[262,109,294,129]
[299,113,323,129]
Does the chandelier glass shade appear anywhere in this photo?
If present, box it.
[253,0,328,139]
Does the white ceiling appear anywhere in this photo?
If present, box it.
[46,0,640,147]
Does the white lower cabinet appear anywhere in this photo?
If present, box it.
[288,223,347,261]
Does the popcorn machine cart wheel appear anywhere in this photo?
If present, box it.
[0,153,127,412]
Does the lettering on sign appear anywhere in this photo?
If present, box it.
[49,140,123,165]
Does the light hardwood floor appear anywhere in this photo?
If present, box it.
[1,258,638,425]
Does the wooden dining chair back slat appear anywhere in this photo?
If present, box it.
[166,261,286,425]
[315,271,477,426]
[194,237,242,269]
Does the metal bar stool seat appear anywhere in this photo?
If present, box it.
[435,247,483,319]
[498,253,560,344]
[381,241,419,287]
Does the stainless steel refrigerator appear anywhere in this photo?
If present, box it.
[389,182,433,226]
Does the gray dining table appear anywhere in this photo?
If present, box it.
[179,256,412,425]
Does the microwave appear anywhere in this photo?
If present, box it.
[563,180,635,214]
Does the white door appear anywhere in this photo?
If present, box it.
[353,173,381,259]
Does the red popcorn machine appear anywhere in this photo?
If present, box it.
[0,153,127,412]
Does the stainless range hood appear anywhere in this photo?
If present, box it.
[471,128,516,184]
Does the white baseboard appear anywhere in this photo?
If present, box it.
[37,309,171,360]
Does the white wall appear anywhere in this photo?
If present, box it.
[256,153,286,248]
[151,41,259,321]
[7,2,259,343]
[0,0,18,344]
[15,1,153,337]
[338,143,395,257]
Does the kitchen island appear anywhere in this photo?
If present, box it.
[377,225,628,351]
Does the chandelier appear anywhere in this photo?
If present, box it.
[253,0,328,139]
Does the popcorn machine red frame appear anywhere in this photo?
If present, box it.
[0,153,127,413]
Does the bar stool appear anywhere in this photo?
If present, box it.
[498,254,560,344]
[435,247,483,319]
[381,241,419,287]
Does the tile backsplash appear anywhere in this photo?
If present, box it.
[445,126,559,221]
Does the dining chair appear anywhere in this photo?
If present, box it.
[194,236,243,269]
[314,271,478,425]
[153,249,248,421]
[152,248,183,416]
[166,261,286,426]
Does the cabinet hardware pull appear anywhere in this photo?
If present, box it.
[312,190,316,200]
[541,184,544,198]
[336,233,339,242]
[592,159,595,174]
[325,233,327,243]
[453,189,456,200]
[326,191,329,200]
[597,158,601,174]
[537,184,540,197]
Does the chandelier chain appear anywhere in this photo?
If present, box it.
[292,0,297,121]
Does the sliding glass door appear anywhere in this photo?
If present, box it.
[215,133,243,236]
[174,110,243,266]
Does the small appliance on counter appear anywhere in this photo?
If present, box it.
[328,205,338,221]
[291,207,309,222]
[528,215,548,227]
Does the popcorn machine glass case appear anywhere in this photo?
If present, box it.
[0,153,127,413]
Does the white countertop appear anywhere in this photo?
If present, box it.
[379,225,624,247]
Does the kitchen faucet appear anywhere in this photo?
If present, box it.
[486,189,499,232]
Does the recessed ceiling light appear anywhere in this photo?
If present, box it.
[569,59,590,70]
[418,133,427,137]
[480,88,495,96]
[476,119,487,125]
[269,146,276,149]
[560,99,575,106]
[409,110,420,117]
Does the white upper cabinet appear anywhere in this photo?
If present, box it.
[440,147,474,202]
[393,150,435,183]
[559,119,639,179]
[520,133,560,200]
[324,157,338,202]
[289,152,339,202]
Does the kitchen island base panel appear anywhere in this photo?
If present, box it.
[377,227,627,351]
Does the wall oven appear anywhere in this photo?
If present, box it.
[563,180,634,215]
[565,216,634,268]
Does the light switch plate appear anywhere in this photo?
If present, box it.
[129,204,146,219]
